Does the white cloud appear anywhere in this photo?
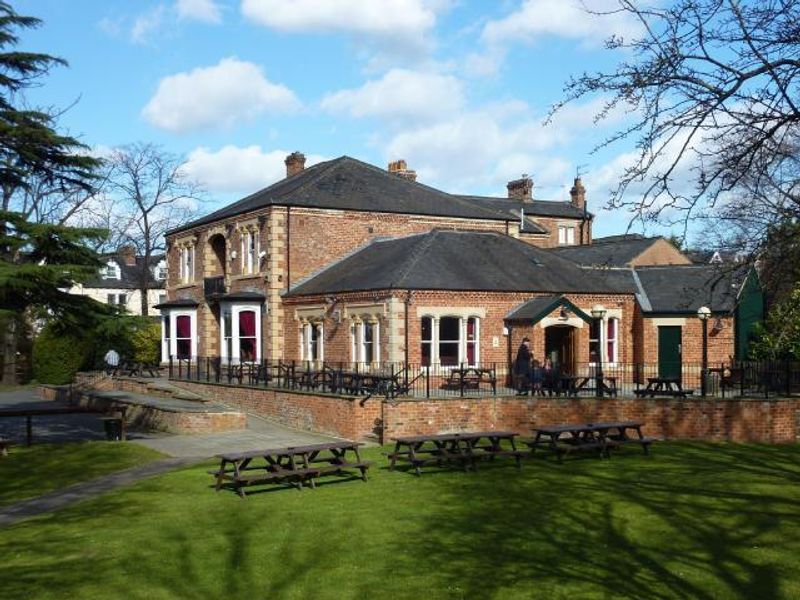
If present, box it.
[183,146,327,193]
[468,0,643,76]
[241,0,439,55]
[142,58,300,133]
[131,5,167,44]
[482,0,641,47]
[321,69,465,122]
[176,0,222,24]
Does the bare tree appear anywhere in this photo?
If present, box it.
[552,0,800,250]
[103,143,203,315]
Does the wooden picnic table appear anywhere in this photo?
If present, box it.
[634,377,694,398]
[211,441,372,498]
[559,374,618,397]
[440,367,497,394]
[115,360,160,378]
[388,430,523,475]
[524,421,654,461]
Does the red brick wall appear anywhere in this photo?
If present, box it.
[641,316,735,366]
[170,380,800,444]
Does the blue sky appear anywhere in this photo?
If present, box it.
[16,0,670,239]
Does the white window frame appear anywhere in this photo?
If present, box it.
[220,302,262,364]
[107,292,127,307]
[352,320,380,364]
[179,246,195,284]
[102,260,121,280]
[420,315,480,367]
[606,317,619,365]
[162,309,197,361]
[558,225,575,246]
[301,321,323,363]
[154,259,167,281]
[240,230,260,275]
[589,315,620,366]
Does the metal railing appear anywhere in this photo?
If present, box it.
[166,357,800,400]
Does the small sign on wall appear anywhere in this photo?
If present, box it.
[492,336,500,348]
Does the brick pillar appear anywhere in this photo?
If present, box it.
[266,209,287,360]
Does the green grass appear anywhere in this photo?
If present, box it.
[0,442,164,506]
[2,442,800,599]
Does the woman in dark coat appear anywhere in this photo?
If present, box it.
[513,337,532,394]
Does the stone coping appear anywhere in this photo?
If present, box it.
[169,379,359,401]
[85,390,238,414]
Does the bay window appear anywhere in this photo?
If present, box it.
[220,303,262,364]
[160,309,197,361]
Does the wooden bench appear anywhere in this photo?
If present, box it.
[439,368,497,393]
[634,388,694,398]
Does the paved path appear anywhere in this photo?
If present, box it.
[0,457,198,528]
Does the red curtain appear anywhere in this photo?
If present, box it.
[239,311,256,337]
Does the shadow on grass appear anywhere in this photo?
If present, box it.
[378,442,798,599]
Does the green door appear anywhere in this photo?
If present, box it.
[658,326,682,380]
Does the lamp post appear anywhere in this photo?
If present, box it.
[697,306,711,398]
[591,304,607,398]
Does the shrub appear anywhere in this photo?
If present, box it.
[131,320,161,364]
[32,325,92,384]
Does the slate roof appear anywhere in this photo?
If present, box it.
[287,230,632,296]
[153,298,198,309]
[456,195,589,220]
[170,156,586,234]
[504,295,593,322]
[550,235,666,267]
[86,254,166,290]
[634,265,739,313]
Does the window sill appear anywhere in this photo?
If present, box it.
[175,283,199,290]
[231,273,263,281]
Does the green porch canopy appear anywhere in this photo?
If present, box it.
[504,294,593,324]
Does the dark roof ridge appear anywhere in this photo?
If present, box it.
[592,234,660,245]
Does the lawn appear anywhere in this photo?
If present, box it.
[2,442,800,599]
[0,442,164,506]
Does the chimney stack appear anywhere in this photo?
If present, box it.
[507,175,533,202]
[570,176,586,211]
[388,159,417,182]
[118,244,137,266]
[285,151,306,178]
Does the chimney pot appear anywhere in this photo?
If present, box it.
[388,158,417,182]
[507,176,533,202]
[285,151,306,178]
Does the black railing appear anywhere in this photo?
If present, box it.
[166,357,800,400]
[203,276,226,298]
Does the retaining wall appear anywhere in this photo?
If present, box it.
[169,380,800,443]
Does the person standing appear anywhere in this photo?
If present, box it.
[513,337,533,394]
[104,348,120,375]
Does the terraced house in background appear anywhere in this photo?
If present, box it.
[157,152,763,376]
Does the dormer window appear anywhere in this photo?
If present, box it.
[102,260,121,280]
[154,259,167,281]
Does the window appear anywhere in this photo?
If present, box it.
[101,260,121,280]
[154,260,167,281]
[223,310,232,363]
[241,230,260,275]
[180,246,195,283]
[175,315,192,359]
[239,310,257,362]
[558,225,575,245]
[420,315,480,367]
[439,317,460,366]
[107,293,127,306]
[607,317,618,363]
[302,322,322,362]
[421,317,432,366]
[589,319,600,364]
[352,320,380,364]
[162,316,171,362]
[158,293,167,305]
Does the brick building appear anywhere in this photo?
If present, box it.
[158,152,761,374]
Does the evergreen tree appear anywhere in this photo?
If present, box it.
[0,2,105,383]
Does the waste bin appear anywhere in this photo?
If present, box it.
[102,417,123,441]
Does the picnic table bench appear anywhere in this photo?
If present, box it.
[210,441,372,498]
[0,405,128,445]
[388,430,523,475]
[440,367,497,394]
[559,374,618,397]
[523,421,654,461]
[115,360,160,378]
[634,377,694,398]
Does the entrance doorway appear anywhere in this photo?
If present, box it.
[544,325,577,374]
[658,326,682,380]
